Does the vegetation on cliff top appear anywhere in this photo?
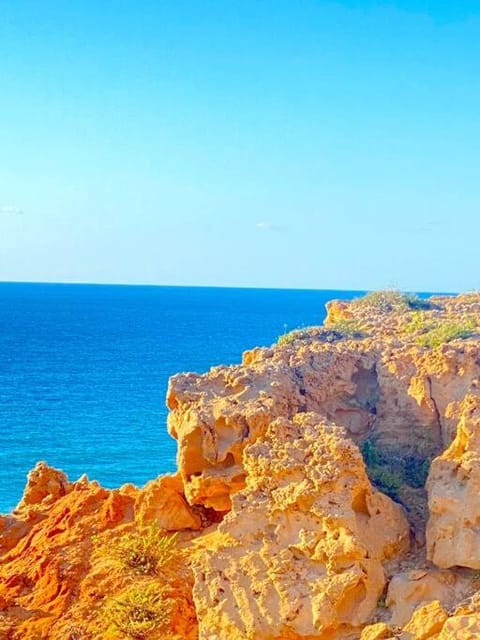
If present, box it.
[277,321,364,346]
[278,290,479,350]
[349,290,432,313]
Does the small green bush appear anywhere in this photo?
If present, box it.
[403,455,432,489]
[417,320,476,348]
[277,329,304,346]
[403,294,433,311]
[277,323,363,346]
[361,438,434,502]
[327,319,364,338]
[105,584,171,639]
[404,311,429,334]
[351,290,430,314]
[361,439,380,467]
[368,466,403,501]
[109,525,177,576]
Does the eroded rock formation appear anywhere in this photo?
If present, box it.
[193,413,408,639]
[427,395,480,569]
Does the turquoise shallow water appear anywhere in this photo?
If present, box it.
[0,283,367,513]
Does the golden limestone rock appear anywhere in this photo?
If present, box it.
[192,413,409,640]
[324,299,354,325]
[401,600,448,639]
[135,474,202,530]
[167,294,480,525]
[386,569,471,627]
[436,614,480,639]
[166,342,442,514]
[14,461,70,512]
[426,395,480,568]
[359,622,394,640]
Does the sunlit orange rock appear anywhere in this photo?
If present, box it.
[437,614,480,639]
[192,413,409,639]
[360,622,394,639]
[386,569,471,627]
[427,395,480,569]
[135,473,202,530]
[324,299,354,325]
[14,461,70,512]
[402,599,448,639]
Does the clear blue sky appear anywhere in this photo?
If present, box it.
[1,1,479,291]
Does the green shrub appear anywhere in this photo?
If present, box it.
[351,290,430,314]
[403,294,433,310]
[109,525,177,576]
[277,329,304,346]
[105,584,171,639]
[361,438,434,501]
[368,466,403,501]
[403,455,432,488]
[404,311,429,334]
[361,439,380,467]
[277,323,363,346]
[327,319,364,338]
[417,320,476,348]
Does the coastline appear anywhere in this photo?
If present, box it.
[2,291,480,638]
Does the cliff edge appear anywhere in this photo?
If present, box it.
[2,291,480,639]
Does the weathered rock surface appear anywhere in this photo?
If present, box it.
[15,461,70,511]
[437,613,480,639]
[167,295,480,525]
[192,413,409,639]
[359,622,394,640]
[135,474,203,530]
[0,465,198,639]
[427,395,480,569]
[386,569,472,626]
[402,599,448,639]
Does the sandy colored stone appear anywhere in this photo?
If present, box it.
[192,413,409,640]
[360,622,394,639]
[0,470,198,640]
[167,344,442,513]
[324,299,355,324]
[135,473,202,530]
[402,600,448,639]
[436,614,480,639]
[426,395,480,569]
[167,295,480,521]
[14,461,70,511]
[387,569,470,627]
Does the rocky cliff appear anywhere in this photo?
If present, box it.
[2,291,480,639]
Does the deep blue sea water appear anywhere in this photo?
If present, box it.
[0,283,367,513]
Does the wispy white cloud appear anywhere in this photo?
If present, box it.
[0,205,24,216]
[255,221,286,232]
[398,220,444,235]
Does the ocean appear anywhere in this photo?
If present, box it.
[0,283,365,513]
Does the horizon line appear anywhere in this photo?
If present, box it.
[0,279,457,295]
